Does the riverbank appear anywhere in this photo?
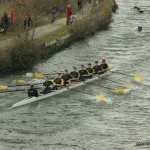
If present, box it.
[0,0,118,74]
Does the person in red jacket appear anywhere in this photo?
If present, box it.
[66,5,72,25]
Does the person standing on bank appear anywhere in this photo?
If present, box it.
[77,0,83,11]
[51,4,58,23]
[66,5,72,25]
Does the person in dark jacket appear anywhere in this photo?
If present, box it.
[70,67,80,82]
[61,69,71,86]
[79,65,92,81]
[3,11,9,32]
[41,77,53,94]
[24,15,31,31]
[100,59,109,73]
[93,61,101,74]
[86,63,94,75]
[52,73,62,90]
[28,84,38,97]
[51,4,58,23]
[77,0,82,11]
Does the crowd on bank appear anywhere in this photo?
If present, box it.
[28,59,109,97]
[0,0,84,34]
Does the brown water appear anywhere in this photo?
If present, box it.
[0,0,150,149]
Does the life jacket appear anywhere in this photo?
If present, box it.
[70,71,80,79]
[53,78,62,85]
[86,68,94,74]
[28,88,38,97]
[100,63,108,70]
[79,69,89,76]
[43,81,53,87]
[93,65,101,73]
[61,74,71,82]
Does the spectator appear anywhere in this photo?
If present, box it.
[2,11,9,31]
[10,8,14,25]
[77,0,82,11]
[24,15,31,31]
[51,4,58,23]
[66,5,72,25]
[70,14,76,24]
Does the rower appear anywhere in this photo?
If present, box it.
[52,73,63,90]
[61,69,71,86]
[86,63,94,75]
[79,65,91,81]
[41,76,53,94]
[28,84,38,97]
[93,61,101,74]
[100,59,109,73]
[70,67,80,82]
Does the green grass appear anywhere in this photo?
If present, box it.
[36,25,70,44]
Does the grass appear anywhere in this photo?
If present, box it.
[0,1,78,42]
[36,25,69,43]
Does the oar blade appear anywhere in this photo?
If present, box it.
[134,76,141,82]
[96,95,105,101]
[16,80,26,84]
[0,85,8,90]
[114,88,123,94]
[123,83,131,89]
[33,72,43,78]
[26,73,33,77]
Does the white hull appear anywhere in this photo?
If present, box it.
[10,72,111,108]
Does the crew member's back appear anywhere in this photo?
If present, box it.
[28,84,38,97]
[100,59,109,72]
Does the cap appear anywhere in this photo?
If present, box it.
[95,61,98,63]
[88,63,91,65]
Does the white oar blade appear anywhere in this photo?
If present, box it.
[26,73,33,77]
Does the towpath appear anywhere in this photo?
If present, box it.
[0,4,93,50]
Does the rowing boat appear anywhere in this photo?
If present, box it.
[10,71,111,109]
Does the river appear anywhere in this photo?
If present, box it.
[0,0,150,149]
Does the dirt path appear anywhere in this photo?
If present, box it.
[0,4,93,50]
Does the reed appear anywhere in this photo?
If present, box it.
[69,0,115,40]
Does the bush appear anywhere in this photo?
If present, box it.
[10,41,36,70]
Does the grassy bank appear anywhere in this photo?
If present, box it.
[0,0,118,74]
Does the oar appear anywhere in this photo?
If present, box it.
[26,72,63,78]
[0,82,44,90]
[102,78,131,88]
[0,87,42,93]
[111,71,142,82]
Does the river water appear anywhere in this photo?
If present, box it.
[0,0,150,149]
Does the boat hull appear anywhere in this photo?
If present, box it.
[10,72,111,108]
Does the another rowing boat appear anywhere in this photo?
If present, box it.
[10,71,111,109]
